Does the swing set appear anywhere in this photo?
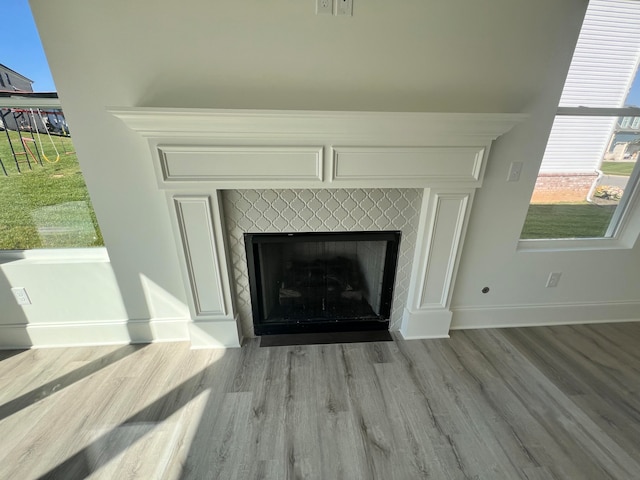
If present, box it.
[0,107,73,176]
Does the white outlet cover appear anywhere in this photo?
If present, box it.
[336,0,353,16]
[316,0,333,15]
[546,272,562,288]
[11,287,32,305]
[507,162,523,182]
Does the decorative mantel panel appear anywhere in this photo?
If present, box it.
[111,107,526,348]
[159,146,325,183]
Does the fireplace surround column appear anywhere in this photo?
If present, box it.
[172,192,241,347]
[401,189,474,338]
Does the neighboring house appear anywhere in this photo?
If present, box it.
[0,63,34,93]
[531,1,640,203]
[0,64,60,135]
[0,64,41,133]
[605,116,640,160]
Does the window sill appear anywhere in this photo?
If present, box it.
[0,247,110,265]
[517,237,633,252]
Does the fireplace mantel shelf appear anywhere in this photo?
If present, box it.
[112,107,526,348]
[109,107,526,140]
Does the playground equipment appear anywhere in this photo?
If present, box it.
[53,111,74,154]
[2,113,30,173]
[35,109,60,163]
[0,107,72,172]
[21,137,40,165]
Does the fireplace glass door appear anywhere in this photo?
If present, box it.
[245,231,400,335]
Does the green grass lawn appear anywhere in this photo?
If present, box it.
[0,130,103,249]
[600,161,635,176]
[521,203,617,239]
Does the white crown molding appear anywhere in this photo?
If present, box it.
[109,107,527,145]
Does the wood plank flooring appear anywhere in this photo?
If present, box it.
[0,322,639,479]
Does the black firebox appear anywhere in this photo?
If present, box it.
[244,231,401,335]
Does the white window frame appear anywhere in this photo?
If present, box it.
[519,109,640,251]
[519,0,640,251]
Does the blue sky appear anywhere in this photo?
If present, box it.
[1,0,56,92]
[626,72,640,107]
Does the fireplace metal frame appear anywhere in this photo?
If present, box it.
[245,231,401,335]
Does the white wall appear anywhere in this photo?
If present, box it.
[7,0,634,348]
[450,2,640,327]
[0,256,126,348]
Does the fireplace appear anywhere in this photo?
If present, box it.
[111,107,525,347]
[245,231,400,335]
[223,188,420,338]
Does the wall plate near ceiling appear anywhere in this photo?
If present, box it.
[336,0,353,16]
[546,272,562,288]
[316,0,333,15]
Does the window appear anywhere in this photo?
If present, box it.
[520,0,640,243]
[0,3,103,251]
[0,75,5,88]
[0,102,104,250]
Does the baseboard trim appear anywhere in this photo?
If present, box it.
[188,317,242,348]
[399,307,453,339]
[451,301,640,330]
[0,318,190,349]
[4,302,635,349]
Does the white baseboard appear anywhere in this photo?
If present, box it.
[399,308,452,340]
[0,324,34,349]
[188,317,242,348]
[127,318,190,343]
[0,318,190,350]
[451,301,640,330]
[4,302,634,350]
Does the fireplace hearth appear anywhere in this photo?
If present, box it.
[245,231,400,335]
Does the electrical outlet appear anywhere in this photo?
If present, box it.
[11,287,31,305]
[507,161,523,182]
[336,0,353,16]
[316,0,333,14]
[546,272,562,288]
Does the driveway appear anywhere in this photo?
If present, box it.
[598,174,629,189]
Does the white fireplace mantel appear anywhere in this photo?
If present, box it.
[111,107,526,348]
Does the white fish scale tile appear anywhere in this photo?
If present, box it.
[222,189,422,337]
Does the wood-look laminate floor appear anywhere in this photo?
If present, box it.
[0,322,639,479]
